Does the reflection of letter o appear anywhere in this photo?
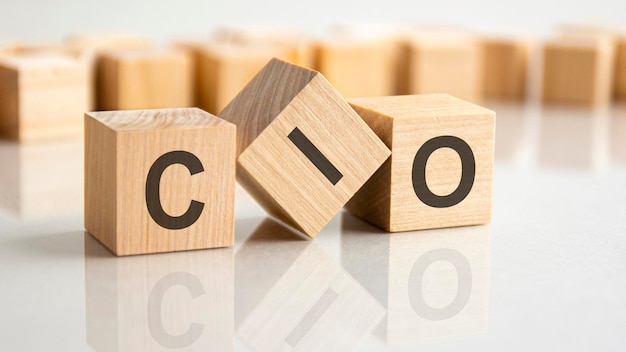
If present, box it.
[147,272,205,348]
[408,248,472,321]
[412,136,475,208]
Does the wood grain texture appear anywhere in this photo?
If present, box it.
[482,37,529,99]
[219,58,390,237]
[0,53,89,141]
[85,108,236,256]
[313,36,399,98]
[346,94,495,232]
[97,49,193,110]
[403,33,483,103]
[84,234,234,351]
[542,37,615,106]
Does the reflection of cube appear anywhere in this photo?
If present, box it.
[84,108,236,255]
[346,94,495,232]
[482,37,529,99]
[84,234,234,352]
[97,49,193,110]
[542,38,614,106]
[0,53,89,141]
[0,140,83,219]
[403,33,483,102]
[236,218,384,350]
[314,36,398,98]
[220,58,390,237]
[340,213,490,343]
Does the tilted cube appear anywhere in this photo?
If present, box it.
[345,94,495,232]
[85,108,236,255]
[219,58,390,237]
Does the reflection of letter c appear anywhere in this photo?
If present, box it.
[147,272,205,348]
[408,248,472,321]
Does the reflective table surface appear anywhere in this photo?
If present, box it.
[1,101,625,351]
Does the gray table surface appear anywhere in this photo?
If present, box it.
[1,100,625,351]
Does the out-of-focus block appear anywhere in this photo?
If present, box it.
[193,42,297,114]
[617,37,626,100]
[313,35,398,98]
[84,108,236,256]
[219,58,390,237]
[0,53,89,141]
[85,234,234,351]
[402,32,483,102]
[482,37,529,99]
[236,218,384,351]
[97,49,193,110]
[542,37,614,106]
[65,32,152,52]
[346,94,495,232]
[340,213,490,343]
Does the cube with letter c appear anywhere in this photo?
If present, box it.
[345,94,495,232]
[84,107,236,255]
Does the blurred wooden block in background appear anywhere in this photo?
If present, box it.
[346,94,495,232]
[97,49,192,110]
[65,31,152,52]
[542,37,614,106]
[85,108,236,256]
[616,36,626,100]
[0,53,89,141]
[402,32,483,102]
[219,58,390,237]
[482,37,529,99]
[313,35,399,98]
[184,41,298,114]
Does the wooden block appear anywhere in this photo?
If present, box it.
[65,32,151,52]
[236,218,384,350]
[0,53,89,141]
[617,37,626,100]
[85,234,234,351]
[219,58,390,237]
[313,35,399,98]
[340,213,490,343]
[402,32,483,102]
[191,42,297,114]
[84,108,236,256]
[482,37,529,99]
[97,49,193,110]
[542,37,614,106]
[345,94,495,232]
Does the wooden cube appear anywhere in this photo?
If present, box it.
[219,58,390,237]
[403,33,483,102]
[313,36,398,98]
[65,32,151,52]
[0,53,89,141]
[236,218,384,350]
[617,37,626,100]
[84,108,236,256]
[192,42,297,114]
[340,213,490,343]
[85,234,234,351]
[345,94,495,232]
[482,37,529,99]
[97,49,193,110]
[542,38,614,106]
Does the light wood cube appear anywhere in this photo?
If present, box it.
[482,37,529,99]
[542,38,614,106]
[192,42,297,114]
[345,94,495,232]
[314,36,398,98]
[236,218,384,350]
[65,32,151,52]
[403,33,483,102]
[0,53,89,141]
[84,108,236,256]
[219,58,390,237]
[341,213,490,343]
[617,38,626,100]
[85,234,234,351]
[97,49,193,110]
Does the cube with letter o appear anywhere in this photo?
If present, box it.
[84,107,236,255]
[345,94,495,232]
